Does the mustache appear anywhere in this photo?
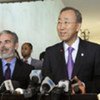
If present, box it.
[1,46,10,52]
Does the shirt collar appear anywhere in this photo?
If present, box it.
[63,37,80,51]
[27,57,32,64]
[2,57,16,67]
[23,57,32,64]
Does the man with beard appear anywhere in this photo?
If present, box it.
[0,30,34,90]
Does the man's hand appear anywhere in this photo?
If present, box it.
[71,76,86,94]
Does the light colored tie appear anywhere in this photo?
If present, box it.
[67,47,74,80]
[5,63,11,80]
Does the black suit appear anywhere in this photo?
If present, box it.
[22,58,43,69]
[42,38,100,93]
[0,58,34,89]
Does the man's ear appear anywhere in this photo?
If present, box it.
[76,23,81,32]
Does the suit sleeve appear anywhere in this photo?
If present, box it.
[42,48,53,79]
[93,45,100,93]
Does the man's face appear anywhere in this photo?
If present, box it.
[57,10,81,45]
[0,34,18,59]
[21,44,32,58]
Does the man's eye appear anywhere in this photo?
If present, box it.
[65,21,68,24]
[58,21,61,24]
[65,21,69,24]
[5,40,11,43]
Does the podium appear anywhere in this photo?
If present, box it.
[70,94,98,100]
[37,93,98,100]
[0,93,98,100]
[0,94,25,100]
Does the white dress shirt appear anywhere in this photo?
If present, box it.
[64,37,80,64]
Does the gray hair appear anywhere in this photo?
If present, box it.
[60,7,82,23]
[0,30,18,43]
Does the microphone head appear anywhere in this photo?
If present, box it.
[15,88,24,94]
[4,80,14,91]
[15,88,33,98]
[0,82,6,93]
[58,80,69,92]
[30,70,42,84]
[0,80,21,94]
[42,83,50,93]
[31,76,39,84]
[40,76,55,94]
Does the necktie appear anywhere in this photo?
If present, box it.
[67,47,74,80]
[24,59,28,63]
[5,63,11,80]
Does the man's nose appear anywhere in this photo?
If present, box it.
[60,23,66,30]
[0,42,6,47]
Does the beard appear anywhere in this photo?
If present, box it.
[1,53,15,59]
[0,46,15,59]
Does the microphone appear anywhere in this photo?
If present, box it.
[40,76,55,94]
[15,88,32,98]
[15,85,41,98]
[0,80,20,93]
[4,80,14,92]
[30,70,42,85]
[0,80,13,93]
[50,80,69,100]
[51,86,63,100]
[58,80,69,92]
[15,69,43,98]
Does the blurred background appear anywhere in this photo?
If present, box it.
[0,0,100,59]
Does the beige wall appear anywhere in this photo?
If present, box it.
[62,0,100,44]
[0,0,100,59]
[0,0,64,59]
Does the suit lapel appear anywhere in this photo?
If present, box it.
[12,59,21,79]
[72,39,86,77]
[0,60,5,84]
[57,42,69,79]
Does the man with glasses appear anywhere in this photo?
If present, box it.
[42,7,100,93]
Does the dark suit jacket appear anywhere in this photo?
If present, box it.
[31,58,43,69]
[0,58,34,89]
[21,58,43,69]
[42,38,100,93]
